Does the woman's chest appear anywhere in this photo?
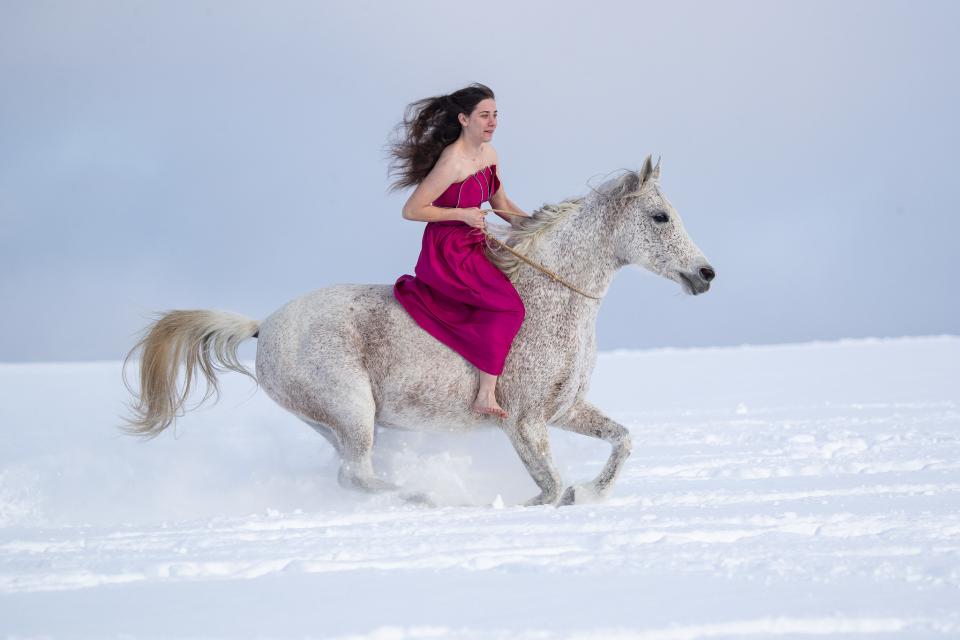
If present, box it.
[432,166,497,208]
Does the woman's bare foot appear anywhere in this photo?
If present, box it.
[472,395,508,419]
[473,371,508,418]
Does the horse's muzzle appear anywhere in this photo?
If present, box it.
[678,265,715,295]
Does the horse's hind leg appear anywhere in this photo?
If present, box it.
[334,412,397,493]
[296,376,396,493]
[300,418,341,454]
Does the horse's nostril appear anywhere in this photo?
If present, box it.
[700,266,716,282]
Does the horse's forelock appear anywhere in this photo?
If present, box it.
[594,169,646,202]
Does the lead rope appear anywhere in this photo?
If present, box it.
[480,208,603,301]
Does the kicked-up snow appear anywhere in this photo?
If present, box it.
[0,336,957,638]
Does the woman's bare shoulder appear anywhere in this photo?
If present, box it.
[434,146,468,174]
[422,152,463,189]
[486,144,499,166]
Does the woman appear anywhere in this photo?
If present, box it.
[389,83,529,419]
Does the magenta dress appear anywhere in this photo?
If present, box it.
[394,164,525,376]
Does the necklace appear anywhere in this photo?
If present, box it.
[465,143,485,171]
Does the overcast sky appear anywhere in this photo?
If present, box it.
[1,0,957,362]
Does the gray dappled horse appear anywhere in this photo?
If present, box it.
[124,156,715,506]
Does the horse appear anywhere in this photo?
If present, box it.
[123,155,715,506]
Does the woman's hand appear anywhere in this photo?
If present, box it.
[458,207,487,232]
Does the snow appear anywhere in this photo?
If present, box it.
[1,336,958,638]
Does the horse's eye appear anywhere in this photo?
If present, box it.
[652,212,669,224]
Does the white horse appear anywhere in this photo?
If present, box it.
[124,156,714,506]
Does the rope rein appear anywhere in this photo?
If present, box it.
[479,208,603,301]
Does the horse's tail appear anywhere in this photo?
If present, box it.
[122,309,260,439]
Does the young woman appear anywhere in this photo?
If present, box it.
[389,83,528,419]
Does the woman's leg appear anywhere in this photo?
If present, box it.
[473,369,508,418]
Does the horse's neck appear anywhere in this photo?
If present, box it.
[513,205,619,332]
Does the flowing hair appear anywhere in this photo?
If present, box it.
[386,83,495,191]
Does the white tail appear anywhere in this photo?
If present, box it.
[122,310,260,438]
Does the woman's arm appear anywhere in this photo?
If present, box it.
[488,163,530,226]
[401,157,476,224]
[489,192,528,225]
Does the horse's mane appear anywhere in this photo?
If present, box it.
[486,169,639,282]
[485,198,583,283]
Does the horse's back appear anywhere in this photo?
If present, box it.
[255,284,483,430]
[257,284,394,377]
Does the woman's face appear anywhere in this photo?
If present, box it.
[460,98,497,142]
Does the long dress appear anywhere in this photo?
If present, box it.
[394,164,525,376]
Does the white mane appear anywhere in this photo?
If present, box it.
[485,169,643,282]
[485,199,583,282]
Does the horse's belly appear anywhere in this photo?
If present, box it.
[373,380,490,433]
[375,410,491,433]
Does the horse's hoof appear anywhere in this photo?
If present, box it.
[364,478,400,492]
[560,484,601,506]
[339,470,399,493]
[401,491,436,507]
[524,491,561,507]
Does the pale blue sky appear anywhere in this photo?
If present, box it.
[1,0,957,361]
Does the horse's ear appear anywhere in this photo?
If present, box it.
[652,155,661,181]
[639,155,655,185]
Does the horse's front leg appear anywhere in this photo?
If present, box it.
[504,420,563,506]
[553,400,633,505]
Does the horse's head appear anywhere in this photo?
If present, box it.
[599,155,715,295]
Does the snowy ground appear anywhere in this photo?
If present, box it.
[1,336,958,638]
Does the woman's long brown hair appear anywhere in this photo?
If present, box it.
[387,83,495,192]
